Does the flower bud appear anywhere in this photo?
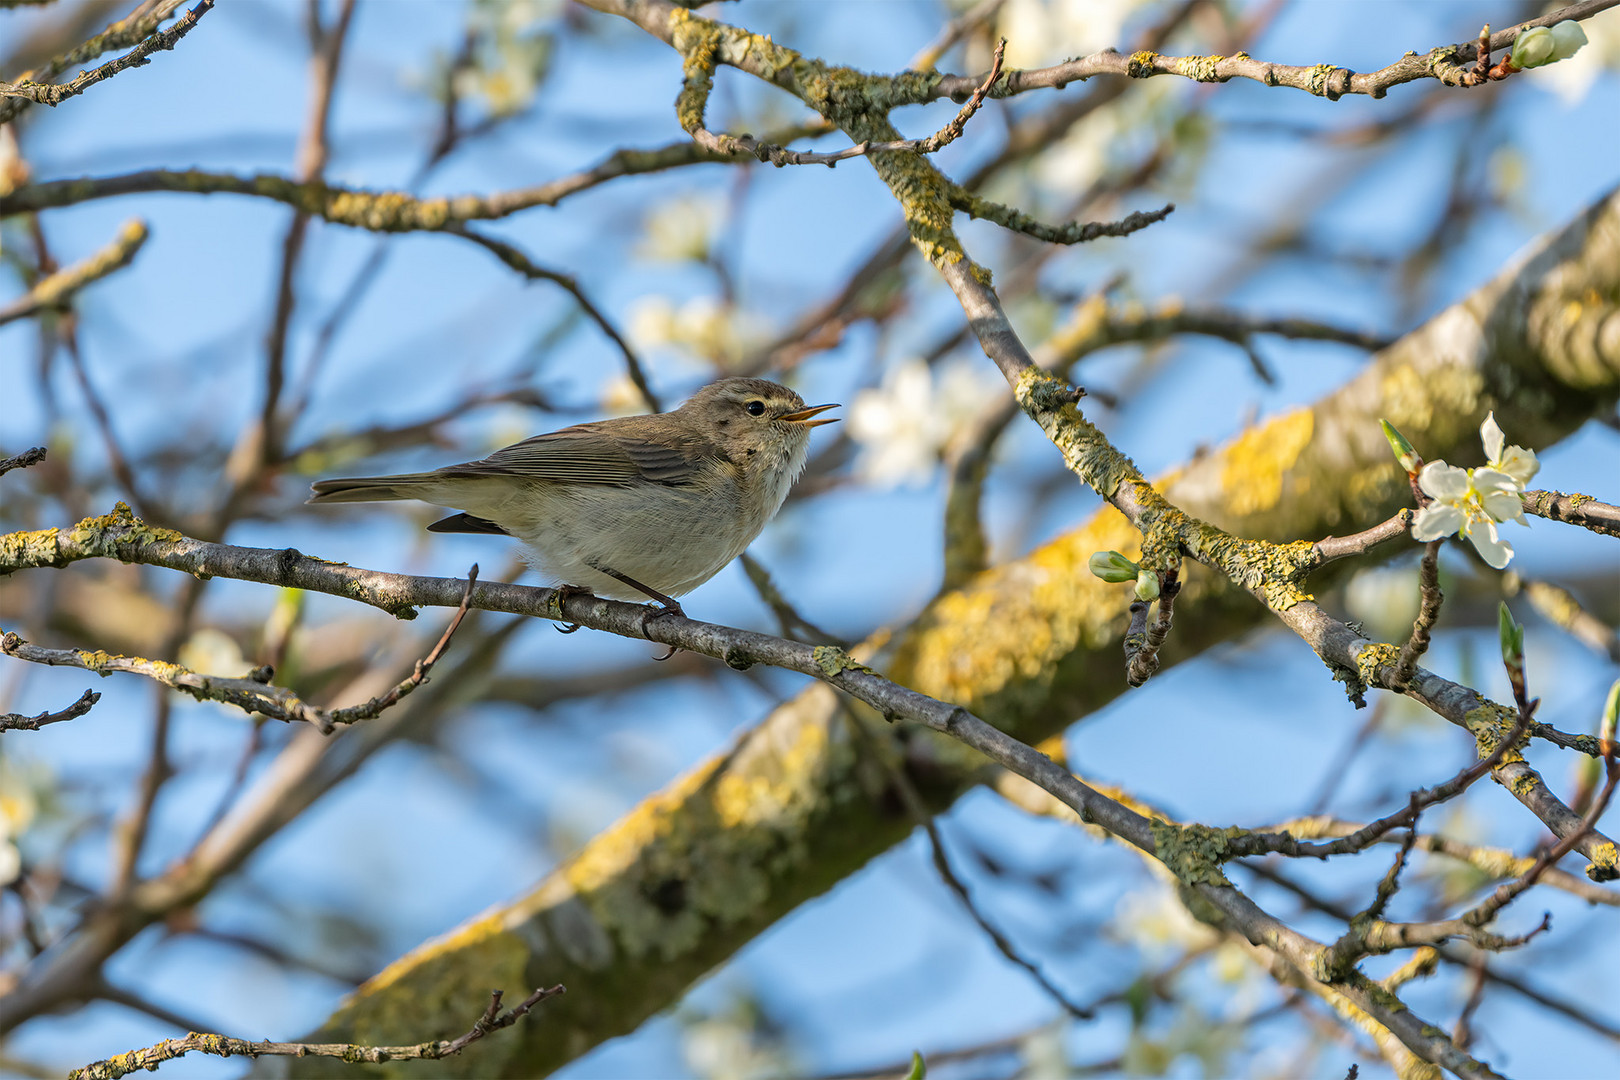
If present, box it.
[1379,419,1421,473]
[1510,25,1556,69]
[1088,550,1140,583]
[1498,602,1525,668]
[1134,570,1161,602]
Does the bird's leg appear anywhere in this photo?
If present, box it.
[587,562,684,660]
[550,583,594,633]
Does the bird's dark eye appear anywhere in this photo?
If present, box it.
[746,400,766,417]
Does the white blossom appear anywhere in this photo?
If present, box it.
[1479,411,1540,488]
[1409,413,1538,569]
[848,358,997,487]
[637,194,724,264]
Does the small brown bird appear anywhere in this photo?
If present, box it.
[309,377,837,610]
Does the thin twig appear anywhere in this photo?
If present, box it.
[0,688,100,732]
[838,702,1093,1020]
[739,553,847,646]
[1391,541,1442,690]
[0,447,48,478]
[688,40,1008,167]
[446,226,661,412]
[1125,571,1179,687]
[0,567,480,735]
[0,0,213,112]
[925,0,1620,102]
[66,985,565,1080]
[1312,511,1413,565]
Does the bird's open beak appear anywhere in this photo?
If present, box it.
[779,402,840,427]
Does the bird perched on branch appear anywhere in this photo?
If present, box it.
[309,377,838,614]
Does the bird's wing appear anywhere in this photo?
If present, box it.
[438,422,710,487]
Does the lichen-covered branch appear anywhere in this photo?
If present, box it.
[926,0,1620,102]
[66,985,564,1080]
[0,569,476,734]
[0,127,821,224]
[0,0,189,124]
[0,0,212,117]
[1521,489,1620,537]
[0,218,148,326]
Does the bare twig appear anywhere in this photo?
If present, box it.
[949,191,1175,245]
[253,0,359,473]
[1312,511,1412,565]
[444,226,661,412]
[0,688,100,732]
[0,0,190,125]
[739,553,847,646]
[1390,541,1442,689]
[0,447,48,478]
[66,985,565,1080]
[1125,571,1180,687]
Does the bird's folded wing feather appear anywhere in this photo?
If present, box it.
[438,422,710,486]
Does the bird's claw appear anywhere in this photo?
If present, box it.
[639,600,684,660]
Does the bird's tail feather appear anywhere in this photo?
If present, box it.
[306,473,444,504]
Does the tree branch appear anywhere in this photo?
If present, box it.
[67,985,564,1080]
[0,219,148,326]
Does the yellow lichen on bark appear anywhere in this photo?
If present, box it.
[1218,407,1314,517]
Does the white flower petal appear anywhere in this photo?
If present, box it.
[1472,467,1520,494]
[1412,504,1464,541]
[1417,462,1469,502]
[1549,20,1588,61]
[1480,411,1505,463]
[1496,446,1540,486]
[1480,487,1526,524]
[1468,520,1514,569]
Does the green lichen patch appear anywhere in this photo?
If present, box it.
[1150,819,1244,887]
[813,645,876,678]
[1014,370,1142,499]
[1127,51,1158,78]
[1176,54,1226,82]
[1463,701,1526,763]
[1353,642,1402,690]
